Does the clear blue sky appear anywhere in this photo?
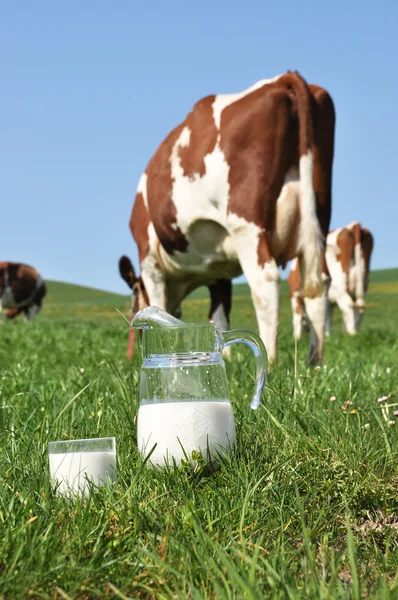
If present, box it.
[1,1,397,294]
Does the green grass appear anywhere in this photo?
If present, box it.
[1,270,398,599]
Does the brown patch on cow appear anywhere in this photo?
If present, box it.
[144,96,216,255]
[287,260,301,298]
[130,191,151,262]
[178,95,218,178]
[256,235,274,269]
[349,221,361,249]
[218,72,319,269]
[287,254,329,299]
[361,228,374,291]
[308,84,335,237]
[336,229,355,277]
[118,253,149,359]
[145,125,189,255]
[222,74,300,231]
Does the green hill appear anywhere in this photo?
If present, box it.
[44,268,398,308]
[45,280,125,305]
[38,268,398,335]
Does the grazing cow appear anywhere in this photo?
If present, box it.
[120,71,335,363]
[0,262,46,322]
[288,222,374,337]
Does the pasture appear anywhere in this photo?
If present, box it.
[1,269,398,599]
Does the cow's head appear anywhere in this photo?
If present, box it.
[338,294,358,336]
[119,256,149,358]
[119,255,149,314]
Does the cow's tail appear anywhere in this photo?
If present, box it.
[119,255,135,290]
[350,221,365,310]
[291,71,324,298]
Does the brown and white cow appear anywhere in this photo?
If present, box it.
[0,262,47,322]
[120,71,335,364]
[288,222,374,337]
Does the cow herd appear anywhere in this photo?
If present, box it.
[118,71,373,364]
[1,70,374,366]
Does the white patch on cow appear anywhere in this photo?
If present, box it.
[303,293,327,364]
[346,220,360,230]
[326,228,343,252]
[231,222,280,363]
[354,244,365,308]
[272,180,301,257]
[326,249,347,305]
[326,228,357,335]
[298,150,323,298]
[170,127,231,236]
[211,75,283,129]
[337,293,356,335]
[289,256,300,273]
[137,173,148,209]
[140,223,167,310]
[160,127,242,282]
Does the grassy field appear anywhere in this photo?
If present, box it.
[1,269,398,599]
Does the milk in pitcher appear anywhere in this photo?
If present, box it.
[137,399,236,466]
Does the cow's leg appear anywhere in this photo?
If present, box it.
[140,259,167,312]
[208,279,232,359]
[329,286,356,335]
[354,306,364,332]
[0,300,4,324]
[165,280,190,320]
[288,258,305,340]
[303,291,327,364]
[25,304,41,321]
[208,279,232,332]
[233,230,280,364]
[325,300,334,336]
[337,294,356,335]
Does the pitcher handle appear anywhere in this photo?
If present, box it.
[222,330,268,410]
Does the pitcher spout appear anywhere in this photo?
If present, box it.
[131,306,183,330]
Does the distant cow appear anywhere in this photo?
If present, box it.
[288,222,374,337]
[120,71,335,364]
[0,262,46,322]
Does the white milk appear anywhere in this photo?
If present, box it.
[49,450,116,495]
[137,400,236,467]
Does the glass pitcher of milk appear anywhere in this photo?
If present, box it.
[132,307,268,467]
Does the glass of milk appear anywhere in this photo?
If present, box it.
[48,437,116,496]
[131,307,268,468]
